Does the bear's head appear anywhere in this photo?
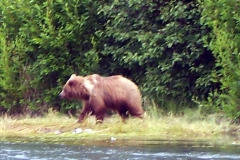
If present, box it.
[59,74,90,100]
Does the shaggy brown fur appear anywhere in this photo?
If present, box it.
[59,74,144,123]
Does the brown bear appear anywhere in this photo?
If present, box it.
[59,74,144,123]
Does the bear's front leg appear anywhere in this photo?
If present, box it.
[94,108,106,124]
[78,101,92,123]
[90,97,106,123]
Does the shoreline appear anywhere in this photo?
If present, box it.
[1,133,240,149]
[1,113,240,147]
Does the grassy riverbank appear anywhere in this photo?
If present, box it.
[0,109,240,145]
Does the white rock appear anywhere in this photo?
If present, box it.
[73,128,83,134]
[84,129,94,133]
[54,130,61,135]
[111,137,116,141]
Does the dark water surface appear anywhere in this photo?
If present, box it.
[1,139,240,160]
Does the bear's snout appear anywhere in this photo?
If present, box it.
[59,91,65,99]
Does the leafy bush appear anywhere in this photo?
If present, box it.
[0,1,34,114]
[0,0,99,114]
[0,0,223,117]
[95,0,215,109]
[201,0,240,120]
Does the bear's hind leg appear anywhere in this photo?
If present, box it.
[118,108,129,122]
[127,103,144,119]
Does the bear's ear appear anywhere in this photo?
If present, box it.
[70,74,76,79]
[68,80,77,86]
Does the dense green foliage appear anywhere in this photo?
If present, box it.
[95,1,215,108]
[0,0,239,120]
[201,0,240,120]
[0,0,99,114]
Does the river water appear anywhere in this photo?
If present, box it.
[1,139,240,160]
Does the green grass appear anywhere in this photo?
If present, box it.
[0,107,238,145]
